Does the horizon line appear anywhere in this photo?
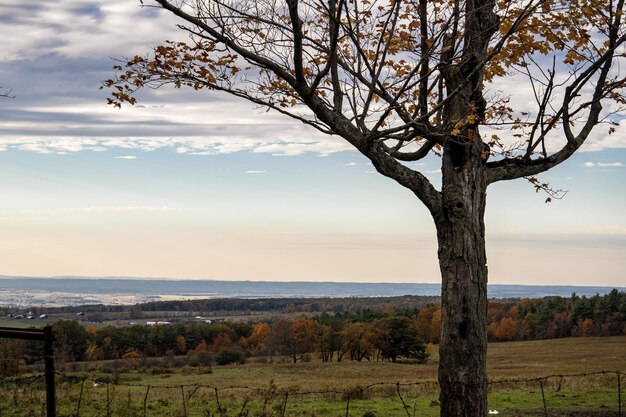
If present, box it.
[0,275,624,290]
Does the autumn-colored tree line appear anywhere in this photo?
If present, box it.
[1,313,428,376]
[486,289,626,341]
[1,290,624,376]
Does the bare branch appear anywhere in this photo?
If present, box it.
[487,3,626,183]
[0,87,14,98]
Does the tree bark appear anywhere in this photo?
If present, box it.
[436,139,489,417]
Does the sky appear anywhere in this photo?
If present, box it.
[0,1,625,286]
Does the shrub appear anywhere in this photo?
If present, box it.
[188,351,213,367]
[64,362,84,372]
[101,359,129,373]
[145,357,163,368]
[215,348,244,365]
[170,355,188,368]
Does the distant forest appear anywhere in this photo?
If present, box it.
[11,294,441,315]
[1,290,624,376]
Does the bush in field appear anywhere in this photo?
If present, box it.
[63,361,85,373]
[188,350,213,368]
[170,355,188,368]
[216,348,244,365]
[144,357,163,368]
[101,359,129,373]
[122,348,145,370]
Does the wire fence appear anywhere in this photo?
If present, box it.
[0,370,622,417]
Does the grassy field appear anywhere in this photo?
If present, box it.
[0,318,51,329]
[1,336,624,416]
[130,335,626,389]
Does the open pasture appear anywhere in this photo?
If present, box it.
[1,336,624,416]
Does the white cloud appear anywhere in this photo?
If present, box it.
[1,0,625,159]
[581,120,626,152]
[244,170,266,174]
[344,162,357,166]
[115,155,137,160]
[0,134,352,156]
[17,143,54,154]
[189,151,217,156]
[585,162,623,167]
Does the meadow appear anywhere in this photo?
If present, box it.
[1,336,624,417]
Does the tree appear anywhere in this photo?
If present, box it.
[412,304,442,344]
[0,339,25,377]
[377,316,428,363]
[312,315,344,362]
[268,318,293,360]
[246,322,271,355]
[53,320,89,362]
[289,316,316,361]
[176,335,187,354]
[340,321,377,361]
[267,317,314,362]
[106,1,626,415]
[493,316,516,341]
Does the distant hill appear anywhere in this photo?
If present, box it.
[0,275,623,308]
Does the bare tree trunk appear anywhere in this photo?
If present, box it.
[436,140,489,417]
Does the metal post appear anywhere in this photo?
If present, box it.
[43,326,56,417]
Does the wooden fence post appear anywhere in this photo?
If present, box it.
[538,378,548,417]
[43,326,56,417]
[618,370,622,417]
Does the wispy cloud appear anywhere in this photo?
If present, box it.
[584,162,623,167]
[1,0,625,158]
[0,1,353,157]
[344,162,357,166]
[244,170,266,174]
[115,155,137,160]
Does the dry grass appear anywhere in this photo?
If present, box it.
[1,336,624,417]
[486,335,626,379]
[138,335,626,391]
